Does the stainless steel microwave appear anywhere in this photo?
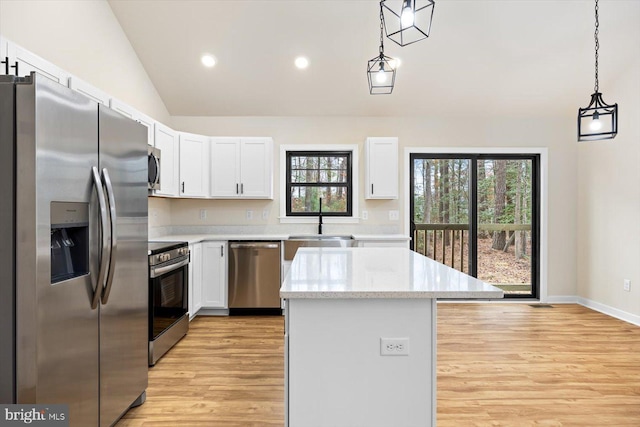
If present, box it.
[148,145,161,191]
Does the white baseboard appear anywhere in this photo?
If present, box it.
[576,297,640,327]
[441,295,640,327]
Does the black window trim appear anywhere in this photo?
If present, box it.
[285,150,353,217]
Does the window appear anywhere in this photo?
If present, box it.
[285,151,353,216]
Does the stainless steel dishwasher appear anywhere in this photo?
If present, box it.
[228,241,281,312]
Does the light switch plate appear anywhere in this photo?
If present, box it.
[389,210,399,221]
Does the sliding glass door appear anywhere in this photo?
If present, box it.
[410,154,539,298]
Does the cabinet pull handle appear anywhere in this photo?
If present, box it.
[241,183,244,194]
[236,183,239,194]
[1,57,8,75]
[10,61,18,76]
[182,182,185,193]
[220,245,224,257]
[371,183,374,194]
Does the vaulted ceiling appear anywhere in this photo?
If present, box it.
[108,0,640,117]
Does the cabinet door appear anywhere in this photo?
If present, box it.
[202,241,227,308]
[240,137,273,199]
[154,123,179,197]
[69,76,110,105]
[6,40,69,85]
[189,243,203,319]
[179,133,210,197]
[210,137,241,198]
[365,137,398,199]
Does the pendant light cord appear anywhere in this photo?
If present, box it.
[594,0,599,93]
[379,1,385,58]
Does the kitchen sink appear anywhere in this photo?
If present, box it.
[284,235,356,260]
[288,234,354,241]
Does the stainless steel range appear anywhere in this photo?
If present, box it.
[148,241,190,366]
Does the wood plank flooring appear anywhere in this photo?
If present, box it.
[117,304,640,426]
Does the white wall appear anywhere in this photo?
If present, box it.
[170,115,578,299]
[577,53,640,319]
[0,0,170,123]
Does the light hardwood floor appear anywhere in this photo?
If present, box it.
[117,304,640,426]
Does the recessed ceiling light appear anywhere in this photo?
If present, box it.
[201,54,216,68]
[295,56,309,69]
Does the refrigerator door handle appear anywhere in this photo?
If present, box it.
[101,168,118,305]
[91,166,109,310]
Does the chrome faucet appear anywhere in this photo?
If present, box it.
[318,197,323,235]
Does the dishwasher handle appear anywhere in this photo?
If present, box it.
[230,242,280,250]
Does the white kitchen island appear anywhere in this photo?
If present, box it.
[280,247,503,427]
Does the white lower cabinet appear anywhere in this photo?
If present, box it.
[188,243,203,320]
[201,241,228,309]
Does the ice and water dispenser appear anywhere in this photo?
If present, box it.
[50,202,89,284]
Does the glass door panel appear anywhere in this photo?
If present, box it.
[411,157,471,274]
[476,159,534,295]
[410,153,539,299]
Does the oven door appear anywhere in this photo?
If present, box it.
[148,146,161,191]
[149,256,188,341]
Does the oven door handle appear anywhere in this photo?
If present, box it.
[101,168,118,305]
[91,167,109,310]
[150,257,190,279]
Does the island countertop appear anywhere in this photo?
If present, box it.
[280,247,504,299]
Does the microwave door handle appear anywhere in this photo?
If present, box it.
[91,167,109,310]
[153,154,160,185]
[101,168,118,305]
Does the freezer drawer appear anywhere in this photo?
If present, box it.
[228,241,281,309]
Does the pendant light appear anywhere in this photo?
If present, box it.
[382,0,435,47]
[578,0,618,141]
[368,2,397,95]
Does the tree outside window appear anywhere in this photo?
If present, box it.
[286,151,352,216]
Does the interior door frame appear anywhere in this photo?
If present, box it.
[404,147,549,302]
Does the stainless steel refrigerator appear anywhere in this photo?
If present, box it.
[0,73,148,426]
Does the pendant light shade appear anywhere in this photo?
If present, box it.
[577,0,618,141]
[367,54,396,94]
[382,0,435,47]
[578,92,618,141]
[368,2,397,95]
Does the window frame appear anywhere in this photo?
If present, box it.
[285,150,353,217]
[279,144,359,224]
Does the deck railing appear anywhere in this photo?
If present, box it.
[413,223,532,273]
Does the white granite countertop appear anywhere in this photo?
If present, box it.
[150,234,290,244]
[151,233,409,244]
[280,247,504,299]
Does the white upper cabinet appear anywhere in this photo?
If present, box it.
[365,137,398,199]
[179,132,210,198]
[68,76,110,105]
[2,38,69,86]
[240,138,273,198]
[154,123,179,197]
[210,137,241,197]
[210,137,273,199]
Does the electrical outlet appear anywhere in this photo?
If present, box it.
[389,210,399,221]
[199,209,207,220]
[624,279,631,292]
[362,210,368,220]
[246,210,254,220]
[262,209,270,220]
[380,338,409,356]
